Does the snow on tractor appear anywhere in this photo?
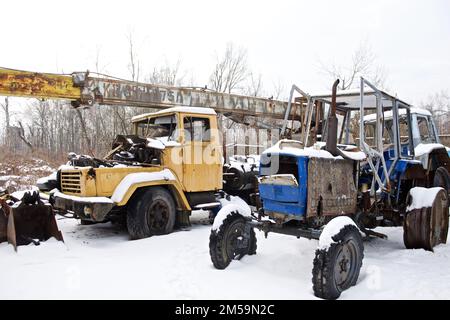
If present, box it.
[209,78,450,300]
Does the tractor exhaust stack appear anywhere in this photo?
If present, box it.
[325,79,340,156]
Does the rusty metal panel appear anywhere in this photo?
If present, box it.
[0,67,80,100]
[306,158,357,217]
[83,77,301,120]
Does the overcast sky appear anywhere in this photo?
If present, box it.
[1,0,449,106]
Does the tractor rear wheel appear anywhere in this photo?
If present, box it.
[209,211,257,270]
[312,225,364,300]
[434,167,450,204]
[404,188,449,251]
[127,187,176,240]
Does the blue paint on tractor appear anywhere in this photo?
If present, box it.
[258,155,309,217]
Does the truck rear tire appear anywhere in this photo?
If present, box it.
[312,225,364,300]
[209,212,257,269]
[127,187,176,240]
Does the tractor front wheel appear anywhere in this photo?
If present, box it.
[209,211,257,270]
[312,224,364,300]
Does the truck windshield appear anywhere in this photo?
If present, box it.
[136,115,178,140]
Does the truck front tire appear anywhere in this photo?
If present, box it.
[127,187,176,240]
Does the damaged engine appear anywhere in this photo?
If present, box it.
[68,135,164,168]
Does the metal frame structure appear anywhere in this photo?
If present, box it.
[359,77,413,195]
[280,84,314,146]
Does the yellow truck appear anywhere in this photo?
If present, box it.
[51,107,224,239]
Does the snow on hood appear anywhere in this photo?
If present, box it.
[156,136,181,147]
[339,149,367,161]
[36,171,57,185]
[146,138,166,150]
[415,143,447,157]
[263,140,336,159]
[58,164,76,171]
[263,140,366,160]
[407,187,444,211]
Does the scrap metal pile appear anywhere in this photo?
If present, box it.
[0,190,63,251]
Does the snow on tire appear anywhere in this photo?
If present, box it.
[209,210,256,270]
[312,218,364,300]
[404,187,449,251]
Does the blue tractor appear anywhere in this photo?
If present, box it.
[209,78,450,299]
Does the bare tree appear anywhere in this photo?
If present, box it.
[127,31,140,82]
[147,59,185,86]
[245,72,264,97]
[0,97,10,146]
[420,90,450,135]
[421,90,450,115]
[75,108,93,156]
[17,121,33,151]
[210,42,249,93]
[319,41,388,90]
[271,79,286,100]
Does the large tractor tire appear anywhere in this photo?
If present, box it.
[209,211,257,270]
[127,187,176,240]
[434,167,450,202]
[404,188,449,251]
[312,224,364,300]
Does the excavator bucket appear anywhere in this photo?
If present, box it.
[0,191,63,251]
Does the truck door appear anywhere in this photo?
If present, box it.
[182,115,222,192]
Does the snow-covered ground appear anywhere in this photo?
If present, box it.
[0,158,56,192]
[1,210,449,300]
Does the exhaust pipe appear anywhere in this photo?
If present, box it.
[325,79,340,156]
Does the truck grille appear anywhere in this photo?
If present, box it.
[60,171,82,194]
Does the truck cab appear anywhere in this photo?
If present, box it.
[51,107,223,238]
[363,107,448,156]
[363,107,450,176]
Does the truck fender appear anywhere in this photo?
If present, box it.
[110,169,191,210]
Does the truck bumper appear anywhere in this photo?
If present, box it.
[51,191,115,222]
